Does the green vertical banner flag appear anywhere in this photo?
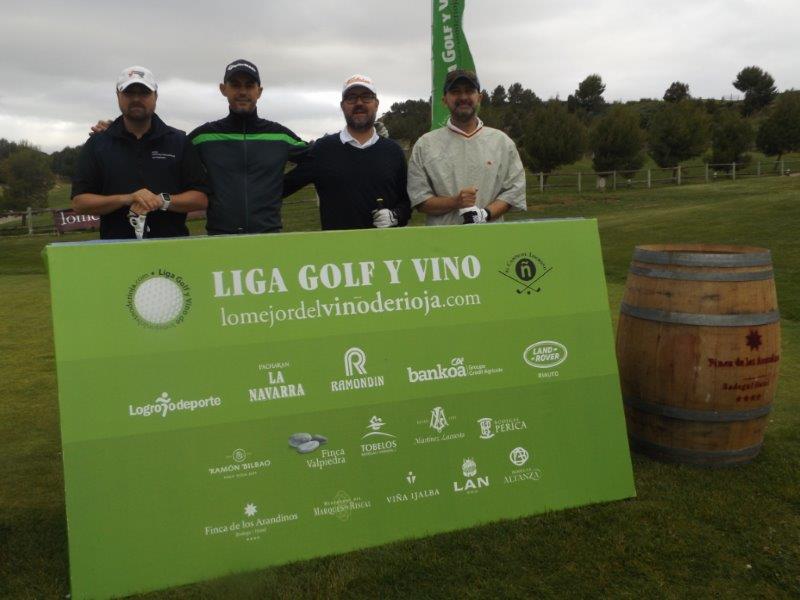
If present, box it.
[431,0,476,129]
[47,220,635,599]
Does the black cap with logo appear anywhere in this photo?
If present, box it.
[223,59,261,85]
[443,69,480,94]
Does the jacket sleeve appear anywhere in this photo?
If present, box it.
[180,137,211,195]
[70,138,101,198]
[282,140,317,198]
[282,126,310,165]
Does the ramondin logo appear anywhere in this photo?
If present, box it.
[523,341,568,369]
[331,347,385,392]
[344,347,367,376]
[126,270,191,328]
[499,252,553,296]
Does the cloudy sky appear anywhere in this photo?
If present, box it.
[1,0,797,152]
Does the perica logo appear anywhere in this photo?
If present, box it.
[499,252,553,295]
[126,269,192,328]
[523,341,568,368]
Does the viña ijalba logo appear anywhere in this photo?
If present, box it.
[127,269,191,328]
[499,253,552,296]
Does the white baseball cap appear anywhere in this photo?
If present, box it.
[117,66,157,92]
[342,74,376,97]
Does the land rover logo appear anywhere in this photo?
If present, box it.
[523,341,568,368]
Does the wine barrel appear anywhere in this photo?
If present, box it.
[616,244,781,466]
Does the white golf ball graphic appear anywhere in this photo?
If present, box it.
[133,276,184,325]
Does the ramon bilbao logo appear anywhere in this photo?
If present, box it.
[126,269,191,328]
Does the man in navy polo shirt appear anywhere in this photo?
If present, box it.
[72,66,208,239]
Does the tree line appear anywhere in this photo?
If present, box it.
[0,139,80,211]
[381,65,800,178]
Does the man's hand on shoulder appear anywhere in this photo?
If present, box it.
[89,119,113,136]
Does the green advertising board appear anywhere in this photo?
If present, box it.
[46,219,635,599]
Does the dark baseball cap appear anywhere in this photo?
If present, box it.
[224,59,261,85]
[444,69,480,94]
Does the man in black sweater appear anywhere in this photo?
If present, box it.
[282,75,410,230]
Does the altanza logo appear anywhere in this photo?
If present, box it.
[129,392,222,418]
[407,357,467,383]
[523,341,568,368]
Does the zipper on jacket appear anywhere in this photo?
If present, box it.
[243,119,248,232]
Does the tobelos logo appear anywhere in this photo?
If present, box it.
[499,252,553,296]
[126,270,191,328]
[523,341,568,368]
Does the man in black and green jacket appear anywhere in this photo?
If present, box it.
[189,59,308,235]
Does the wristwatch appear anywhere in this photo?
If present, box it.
[159,192,171,211]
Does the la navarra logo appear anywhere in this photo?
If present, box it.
[499,253,553,296]
[127,269,192,328]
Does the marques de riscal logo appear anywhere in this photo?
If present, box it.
[524,341,568,369]
[499,253,553,296]
[129,391,221,418]
[330,347,385,392]
[126,269,191,328]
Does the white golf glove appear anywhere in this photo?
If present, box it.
[372,208,398,228]
[459,206,489,224]
[127,210,147,239]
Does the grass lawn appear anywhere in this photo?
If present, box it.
[0,176,798,598]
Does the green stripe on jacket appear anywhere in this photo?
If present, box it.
[192,133,307,146]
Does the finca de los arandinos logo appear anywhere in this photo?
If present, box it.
[499,252,552,295]
[126,269,192,328]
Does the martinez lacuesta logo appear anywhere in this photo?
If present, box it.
[126,269,192,328]
[499,253,552,296]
